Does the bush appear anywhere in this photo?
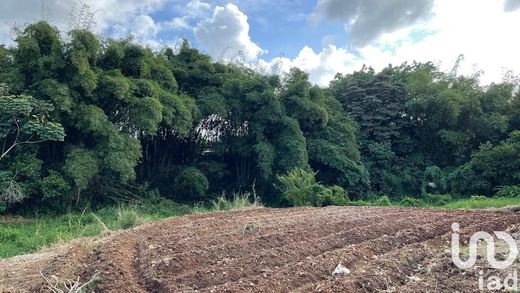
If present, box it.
[140,192,192,218]
[423,193,452,206]
[277,168,323,206]
[209,192,262,211]
[277,168,348,207]
[173,167,209,202]
[322,186,349,206]
[114,207,144,229]
[40,171,72,199]
[0,179,26,213]
[399,196,425,207]
[495,185,520,197]
[421,166,445,194]
[374,195,392,206]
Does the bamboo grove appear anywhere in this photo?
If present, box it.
[1,22,519,213]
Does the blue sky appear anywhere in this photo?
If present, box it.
[149,0,338,59]
[1,0,520,85]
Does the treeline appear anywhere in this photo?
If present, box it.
[0,22,519,213]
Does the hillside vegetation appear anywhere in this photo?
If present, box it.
[1,21,519,215]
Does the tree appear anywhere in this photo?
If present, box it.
[281,69,369,197]
[0,95,64,160]
[0,94,64,210]
[470,131,519,194]
[331,65,413,196]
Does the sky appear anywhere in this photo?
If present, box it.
[1,0,520,86]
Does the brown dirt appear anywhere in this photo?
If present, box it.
[1,206,520,292]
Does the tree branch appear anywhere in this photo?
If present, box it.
[0,115,21,160]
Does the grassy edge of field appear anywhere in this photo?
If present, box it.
[1,195,519,259]
[441,196,520,210]
[0,194,261,259]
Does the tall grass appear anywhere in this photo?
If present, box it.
[0,195,261,259]
[443,196,520,209]
[3,193,518,259]
[349,195,520,210]
[209,192,262,211]
[0,212,104,258]
[0,200,192,259]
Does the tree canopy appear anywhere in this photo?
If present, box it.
[0,22,518,213]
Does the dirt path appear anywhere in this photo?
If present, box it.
[1,206,519,292]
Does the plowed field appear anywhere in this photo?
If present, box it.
[1,206,520,292]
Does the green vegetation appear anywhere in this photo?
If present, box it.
[209,192,262,211]
[0,203,184,258]
[1,21,519,233]
[348,195,520,210]
[495,185,520,198]
[276,168,348,207]
[0,195,260,258]
[2,188,519,259]
[443,196,520,210]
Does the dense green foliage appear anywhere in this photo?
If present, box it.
[330,63,519,199]
[0,22,519,214]
[276,168,348,206]
[495,185,520,197]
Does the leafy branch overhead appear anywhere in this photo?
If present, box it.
[0,95,64,160]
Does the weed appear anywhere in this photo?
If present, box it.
[241,222,261,235]
[495,185,520,197]
[443,197,520,209]
[210,192,262,211]
[114,206,144,230]
[399,196,425,207]
[41,272,101,293]
[0,197,261,259]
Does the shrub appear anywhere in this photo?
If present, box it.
[399,196,425,207]
[210,192,262,211]
[446,164,491,196]
[374,195,392,206]
[277,168,348,207]
[423,193,452,206]
[114,207,144,229]
[277,168,324,206]
[322,186,349,206]
[173,167,209,202]
[495,185,520,197]
[0,178,26,212]
[421,166,445,194]
[41,171,72,199]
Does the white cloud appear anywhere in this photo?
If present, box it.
[194,3,265,61]
[311,0,434,47]
[0,0,70,44]
[353,0,520,85]
[162,0,212,32]
[259,45,360,86]
[165,17,190,30]
[131,15,161,38]
[504,0,520,11]
[0,0,167,45]
[264,0,520,86]
[85,0,166,31]
[187,0,210,12]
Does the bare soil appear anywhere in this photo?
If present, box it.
[1,206,519,292]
